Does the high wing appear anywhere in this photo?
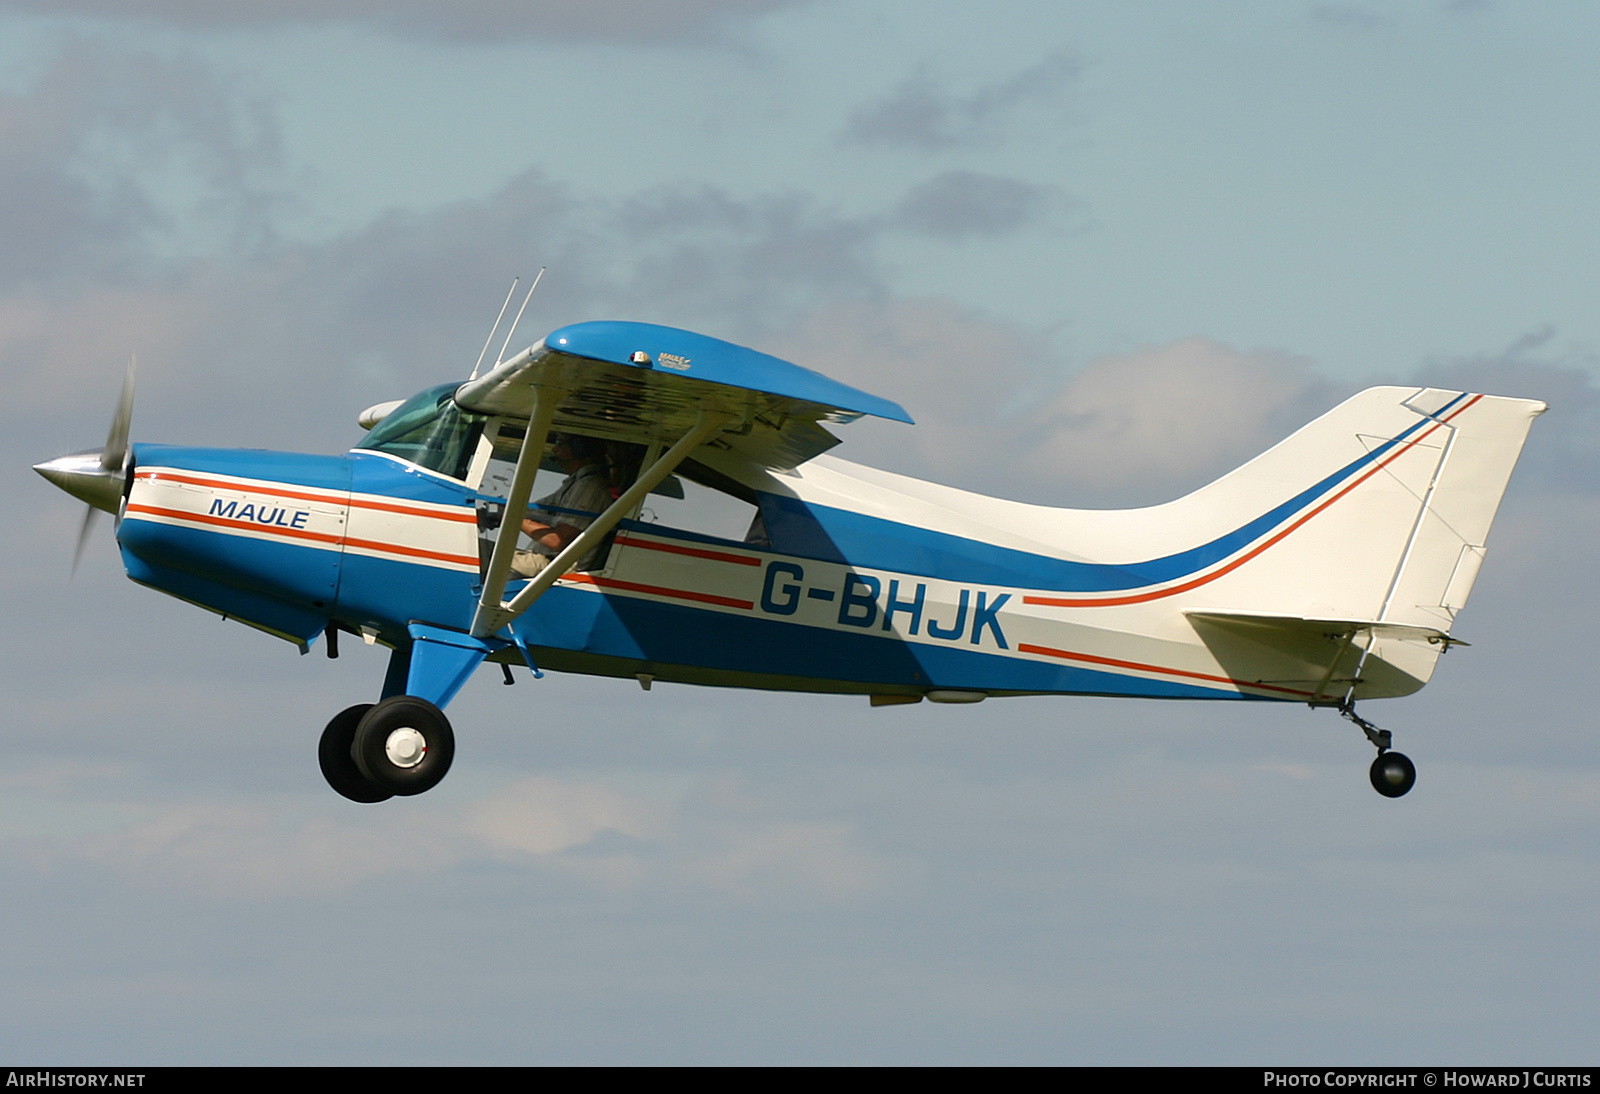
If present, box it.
[455,320,913,471]
[457,321,912,639]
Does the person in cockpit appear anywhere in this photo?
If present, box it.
[510,433,612,577]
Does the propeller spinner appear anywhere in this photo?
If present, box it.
[34,356,136,571]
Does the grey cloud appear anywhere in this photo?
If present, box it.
[1022,337,1346,506]
[1002,329,1600,510]
[609,186,883,334]
[840,52,1078,151]
[763,298,1036,492]
[0,43,285,293]
[2,167,895,459]
[1412,327,1600,497]
[889,171,1064,240]
[0,0,805,44]
[1308,4,1390,30]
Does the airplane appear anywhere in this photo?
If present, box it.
[34,318,1545,802]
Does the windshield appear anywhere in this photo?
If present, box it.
[355,382,484,480]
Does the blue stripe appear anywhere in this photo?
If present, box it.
[758,395,1463,592]
[508,585,1262,700]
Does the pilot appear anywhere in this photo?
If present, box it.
[510,433,613,577]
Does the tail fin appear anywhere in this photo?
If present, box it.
[1170,386,1544,698]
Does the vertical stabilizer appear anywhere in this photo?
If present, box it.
[1166,387,1543,699]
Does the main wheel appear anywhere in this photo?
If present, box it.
[318,704,392,803]
[352,696,455,796]
[1369,751,1417,798]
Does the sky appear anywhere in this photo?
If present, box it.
[2,0,1598,1065]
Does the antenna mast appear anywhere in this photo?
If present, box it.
[469,278,519,381]
[494,266,545,369]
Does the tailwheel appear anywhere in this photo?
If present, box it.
[1369,751,1417,798]
[319,704,392,803]
[1339,699,1417,798]
[353,695,455,796]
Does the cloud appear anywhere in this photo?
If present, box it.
[0,41,1071,464]
[2,770,887,901]
[889,171,1065,240]
[840,52,1079,151]
[464,776,661,856]
[1412,327,1600,497]
[608,185,885,334]
[1024,336,1342,504]
[0,0,805,44]
[688,821,886,901]
[1308,4,1390,31]
[1014,327,1600,509]
[0,44,285,293]
[764,297,1038,490]
[1,166,896,454]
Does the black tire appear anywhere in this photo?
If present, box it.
[353,696,455,796]
[1370,751,1417,798]
[318,704,392,803]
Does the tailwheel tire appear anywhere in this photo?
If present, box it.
[1370,751,1417,798]
[353,696,455,796]
[319,704,392,803]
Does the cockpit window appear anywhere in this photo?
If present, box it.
[356,381,484,480]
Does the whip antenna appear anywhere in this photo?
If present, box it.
[495,266,545,368]
[469,278,519,381]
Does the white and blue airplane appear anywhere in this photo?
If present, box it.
[35,320,1545,801]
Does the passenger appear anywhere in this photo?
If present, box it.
[510,434,612,577]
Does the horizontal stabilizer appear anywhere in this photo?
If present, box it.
[1186,611,1457,646]
[1186,611,1463,703]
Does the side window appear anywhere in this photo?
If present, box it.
[634,459,766,546]
[470,425,623,572]
[466,428,768,569]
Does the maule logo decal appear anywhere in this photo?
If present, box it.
[659,353,691,371]
[208,497,311,529]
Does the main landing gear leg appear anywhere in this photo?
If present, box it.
[317,624,493,802]
[1339,699,1417,798]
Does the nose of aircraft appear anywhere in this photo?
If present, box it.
[34,449,127,513]
[35,356,137,571]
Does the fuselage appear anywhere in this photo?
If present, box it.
[113,381,1491,706]
[121,441,1196,701]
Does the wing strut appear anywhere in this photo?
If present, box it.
[471,407,732,638]
[473,382,568,637]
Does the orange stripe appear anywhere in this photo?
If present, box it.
[339,538,479,567]
[127,503,343,547]
[1023,397,1482,609]
[1018,642,1315,697]
[125,503,480,568]
[559,572,754,610]
[135,469,477,522]
[614,534,762,566]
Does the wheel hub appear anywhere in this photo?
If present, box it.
[384,727,428,768]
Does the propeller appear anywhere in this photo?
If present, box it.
[34,355,137,574]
